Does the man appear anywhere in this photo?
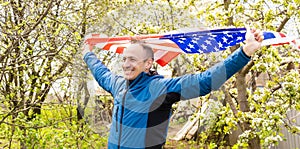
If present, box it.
[83,29,264,149]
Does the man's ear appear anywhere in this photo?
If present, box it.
[145,58,153,69]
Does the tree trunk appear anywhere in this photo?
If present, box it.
[236,72,261,149]
[76,80,90,120]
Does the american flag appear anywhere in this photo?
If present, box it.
[84,27,299,67]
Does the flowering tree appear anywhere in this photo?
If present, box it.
[0,0,299,148]
[95,0,300,148]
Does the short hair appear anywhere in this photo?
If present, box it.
[130,40,154,60]
[140,44,154,60]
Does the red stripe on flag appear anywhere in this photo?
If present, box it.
[85,34,163,45]
[102,42,128,51]
[279,33,286,37]
[102,43,113,50]
[116,47,125,53]
[107,36,132,42]
[150,42,180,48]
[155,51,180,67]
[85,37,107,45]
[272,32,290,46]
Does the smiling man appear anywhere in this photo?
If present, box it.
[83,29,264,149]
[122,44,154,80]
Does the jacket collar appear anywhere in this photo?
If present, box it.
[127,71,161,88]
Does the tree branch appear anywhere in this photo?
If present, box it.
[21,0,54,37]
[276,16,290,32]
[241,60,254,76]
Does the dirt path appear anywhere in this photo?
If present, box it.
[167,123,184,139]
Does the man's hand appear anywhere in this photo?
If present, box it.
[82,43,93,56]
[243,28,264,57]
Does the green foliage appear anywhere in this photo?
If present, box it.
[0,0,111,148]
[0,104,107,148]
[196,98,238,148]
[0,0,300,148]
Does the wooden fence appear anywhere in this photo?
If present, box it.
[273,110,300,149]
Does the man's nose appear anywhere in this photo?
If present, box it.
[122,59,130,68]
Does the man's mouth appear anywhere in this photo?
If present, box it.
[124,68,134,75]
[124,70,132,75]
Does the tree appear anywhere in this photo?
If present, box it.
[95,0,300,148]
[188,0,300,148]
[0,0,299,148]
[75,0,300,148]
[0,0,109,148]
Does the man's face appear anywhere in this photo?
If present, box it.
[122,44,151,80]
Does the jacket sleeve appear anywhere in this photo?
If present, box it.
[83,52,123,95]
[162,47,250,100]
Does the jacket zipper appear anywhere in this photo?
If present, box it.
[115,106,119,132]
[118,85,129,149]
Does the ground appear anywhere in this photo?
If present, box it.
[164,122,200,149]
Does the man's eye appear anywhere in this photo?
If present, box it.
[123,58,136,62]
[129,58,136,62]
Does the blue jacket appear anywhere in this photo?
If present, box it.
[84,47,250,149]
